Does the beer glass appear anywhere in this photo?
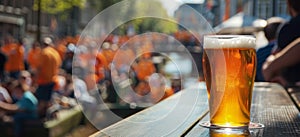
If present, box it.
[202,35,257,128]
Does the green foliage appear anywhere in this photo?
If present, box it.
[112,0,178,34]
[33,0,177,34]
[88,0,122,12]
[34,0,86,14]
[125,18,177,34]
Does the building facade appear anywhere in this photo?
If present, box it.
[175,0,290,29]
[0,0,52,41]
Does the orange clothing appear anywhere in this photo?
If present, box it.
[102,49,115,64]
[95,53,108,80]
[85,73,98,91]
[160,87,174,101]
[37,47,62,85]
[55,43,67,60]
[27,47,41,70]
[1,43,24,72]
[135,81,150,96]
[134,59,156,81]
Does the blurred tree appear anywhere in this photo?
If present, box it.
[33,0,86,38]
[120,0,178,34]
[88,0,122,12]
[34,0,86,15]
[91,0,177,35]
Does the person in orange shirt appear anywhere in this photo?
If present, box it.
[35,37,62,117]
[54,39,67,60]
[27,41,41,72]
[114,47,136,73]
[84,70,99,92]
[95,52,107,83]
[101,42,116,66]
[134,56,156,81]
[1,37,24,79]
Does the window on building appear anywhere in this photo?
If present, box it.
[6,0,13,6]
[32,10,37,26]
[15,0,23,8]
[277,0,287,16]
[0,0,5,5]
[24,0,33,8]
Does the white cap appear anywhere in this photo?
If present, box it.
[102,42,110,49]
[43,37,53,45]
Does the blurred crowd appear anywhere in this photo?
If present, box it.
[0,33,181,136]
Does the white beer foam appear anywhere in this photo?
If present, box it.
[204,35,256,49]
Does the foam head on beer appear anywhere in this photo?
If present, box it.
[203,35,256,49]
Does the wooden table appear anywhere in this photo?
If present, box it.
[91,82,300,137]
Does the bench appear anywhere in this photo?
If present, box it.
[287,86,300,110]
[0,106,83,137]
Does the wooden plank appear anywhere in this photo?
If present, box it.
[286,86,300,94]
[93,83,210,137]
[91,83,300,137]
[186,83,300,137]
[250,84,300,137]
[291,92,300,110]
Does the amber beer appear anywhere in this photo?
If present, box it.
[202,35,256,128]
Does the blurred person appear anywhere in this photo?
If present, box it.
[83,42,107,88]
[140,41,153,59]
[74,75,96,104]
[1,36,25,79]
[27,41,41,72]
[148,74,174,103]
[95,51,107,83]
[35,37,61,117]
[256,17,285,81]
[263,38,300,87]
[0,45,7,81]
[84,68,99,92]
[54,38,67,60]
[102,42,115,66]
[62,74,74,98]
[114,46,135,73]
[17,39,28,70]
[61,43,76,74]
[265,0,300,86]
[134,80,151,103]
[0,81,38,137]
[0,80,12,124]
[276,0,300,52]
[19,71,32,87]
[0,81,12,103]
[73,75,99,123]
[133,56,156,82]
[52,70,66,94]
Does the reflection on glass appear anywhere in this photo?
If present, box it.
[210,128,250,137]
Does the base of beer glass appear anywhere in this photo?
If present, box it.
[199,121,264,129]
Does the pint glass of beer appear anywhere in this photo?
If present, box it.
[202,35,256,128]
